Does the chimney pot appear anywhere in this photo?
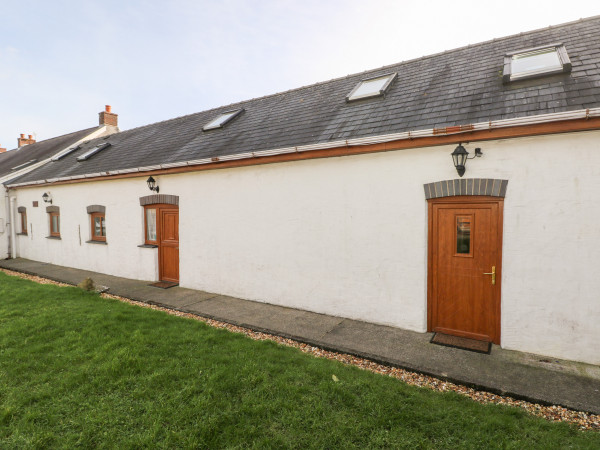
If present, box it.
[99,105,118,127]
[17,133,36,147]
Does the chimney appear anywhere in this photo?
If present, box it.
[0,145,6,153]
[17,133,36,147]
[99,105,118,127]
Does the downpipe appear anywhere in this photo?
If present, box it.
[4,187,11,259]
[8,194,16,259]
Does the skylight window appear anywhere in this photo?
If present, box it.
[76,143,111,161]
[503,44,571,83]
[11,159,37,171]
[346,73,397,102]
[202,109,244,131]
[51,146,80,161]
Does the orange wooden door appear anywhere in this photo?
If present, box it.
[428,197,502,344]
[159,208,179,283]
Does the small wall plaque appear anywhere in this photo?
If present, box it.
[33,201,39,207]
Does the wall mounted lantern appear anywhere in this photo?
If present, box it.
[451,143,482,177]
[42,192,52,204]
[146,176,159,194]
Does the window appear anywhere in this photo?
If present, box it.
[86,205,106,243]
[456,216,472,255]
[202,109,244,131]
[51,146,80,161]
[18,207,27,235]
[503,44,571,83]
[76,143,111,161]
[145,206,158,245]
[49,212,60,237]
[346,73,397,102]
[91,212,106,242]
[11,159,38,171]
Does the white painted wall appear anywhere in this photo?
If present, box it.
[0,190,8,259]
[13,180,157,281]
[12,129,600,364]
[0,125,117,260]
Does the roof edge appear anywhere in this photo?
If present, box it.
[0,125,115,184]
[4,126,103,153]
[114,16,600,137]
[8,108,600,189]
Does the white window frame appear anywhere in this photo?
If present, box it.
[503,43,571,83]
[76,143,111,161]
[346,73,397,102]
[202,109,244,131]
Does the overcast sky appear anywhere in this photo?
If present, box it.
[1,1,598,149]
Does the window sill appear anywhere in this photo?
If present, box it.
[138,244,158,248]
[16,232,28,236]
[86,240,107,245]
[46,236,61,240]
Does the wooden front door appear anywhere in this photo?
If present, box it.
[159,208,179,283]
[428,197,503,344]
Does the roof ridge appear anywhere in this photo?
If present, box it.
[116,15,600,136]
[6,126,100,152]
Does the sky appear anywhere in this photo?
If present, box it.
[1,0,598,150]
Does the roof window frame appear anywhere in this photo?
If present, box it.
[346,72,397,102]
[11,159,38,171]
[76,143,111,162]
[503,43,571,83]
[51,146,80,162]
[202,109,244,131]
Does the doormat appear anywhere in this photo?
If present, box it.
[149,281,179,289]
[430,333,491,354]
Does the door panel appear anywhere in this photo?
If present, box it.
[159,208,179,283]
[428,197,502,344]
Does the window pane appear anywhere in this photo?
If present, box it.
[52,215,59,233]
[456,217,471,254]
[203,110,241,130]
[101,217,106,237]
[351,77,389,98]
[512,48,561,75]
[146,209,157,241]
[94,217,102,236]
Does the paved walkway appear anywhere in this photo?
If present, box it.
[1,257,599,414]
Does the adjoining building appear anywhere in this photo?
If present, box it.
[0,106,119,258]
[5,17,600,364]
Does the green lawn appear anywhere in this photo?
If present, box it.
[0,272,598,449]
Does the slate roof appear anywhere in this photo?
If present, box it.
[0,127,99,181]
[11,16,600,185]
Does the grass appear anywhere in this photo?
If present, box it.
[0,272,598,449]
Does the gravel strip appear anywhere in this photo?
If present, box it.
[2,268,598,431]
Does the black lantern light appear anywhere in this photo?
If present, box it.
[146,176,159,193]
[42,192,52,204]
[451,143,482,177]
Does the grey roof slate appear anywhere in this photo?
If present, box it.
[0,127,99,181]
[11,16,600,185]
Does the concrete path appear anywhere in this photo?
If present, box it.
[1,257,599,414]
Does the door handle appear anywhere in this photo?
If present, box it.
[483,266,496,285]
